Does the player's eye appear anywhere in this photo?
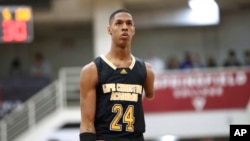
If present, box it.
[126,21,133,26]
[127,22,131,25]
[115,21,123,25]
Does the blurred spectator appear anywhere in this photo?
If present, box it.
[179,51,193,69]
[9,57,23,77]
[223,49,241,67]
[243,49,250,66]
[206,56,217,68]
[180,52,204,69]
[166,56,179,70]
[30,52,52,79]
[145,52,165,74]
[191,53,204,68]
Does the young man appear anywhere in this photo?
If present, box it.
[79,9,155,141]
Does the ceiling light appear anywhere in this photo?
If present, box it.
[188,0,219,12]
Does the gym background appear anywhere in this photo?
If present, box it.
[0,0,250,141]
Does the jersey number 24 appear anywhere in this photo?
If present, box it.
[110,104,135,132]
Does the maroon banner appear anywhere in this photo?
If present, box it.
[143,68,250,113]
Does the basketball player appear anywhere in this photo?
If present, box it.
[79,9,155,141]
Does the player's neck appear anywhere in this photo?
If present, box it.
[108,45,131,60]
[106,48,131,62]
[105,50,132,68]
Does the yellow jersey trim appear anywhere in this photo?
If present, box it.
[100,55,136,70]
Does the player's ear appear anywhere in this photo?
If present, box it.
[132,26,135,36]
[107,26,112,35]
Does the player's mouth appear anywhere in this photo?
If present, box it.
[121,33,129,39]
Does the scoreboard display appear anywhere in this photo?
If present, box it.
[0,6,33,43]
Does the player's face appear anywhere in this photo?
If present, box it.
[108,12,135,46]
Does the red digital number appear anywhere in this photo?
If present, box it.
[2,20,28,42]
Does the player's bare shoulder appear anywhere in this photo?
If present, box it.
[80,62,98,84]
[81,62,96,74]
[145,62,154,74]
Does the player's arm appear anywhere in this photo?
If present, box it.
[79,62,97,141]
[144,62,155,100]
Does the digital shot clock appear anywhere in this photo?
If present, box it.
[0,6,33,43]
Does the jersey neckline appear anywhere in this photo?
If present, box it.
[100,55,136,70]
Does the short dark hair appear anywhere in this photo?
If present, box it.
[109,8,132,24]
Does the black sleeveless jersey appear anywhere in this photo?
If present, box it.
[94,55,147,141]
